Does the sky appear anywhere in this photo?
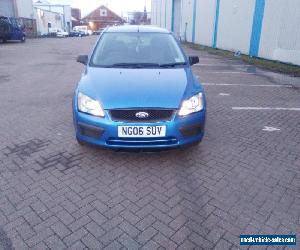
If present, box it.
[43,0,152,17]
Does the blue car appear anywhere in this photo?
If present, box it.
[0,16,26,43]
[73,26,206,149]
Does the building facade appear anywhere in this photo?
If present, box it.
[0,0,15,17]
[81,5,125,31]
[71,8,81,21]
[71,8,81,27]
[34,2,72,32]
[34,7,65,36]
[15,0,35,19]
[152,0,300,66]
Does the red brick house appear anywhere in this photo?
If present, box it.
[81,5,125,31]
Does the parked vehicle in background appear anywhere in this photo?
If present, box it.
[69,30,84,37]
[94,28,104,35]
[0,16,26,43]
[48,28,68,38]
[73,26,91,36]
[56,29,69,38]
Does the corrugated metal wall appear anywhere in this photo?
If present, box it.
[0,0,14,17]
[0,0,34,19]
[151,0,300,66]
[259,0,300,65]
[16,0,34,19]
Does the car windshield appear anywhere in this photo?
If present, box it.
[90,32,186,68]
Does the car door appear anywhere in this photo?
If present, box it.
[0,20,10,40]
[8,18,22,40]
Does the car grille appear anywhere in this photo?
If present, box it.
[106,137,178,146]
[109,109,175,122]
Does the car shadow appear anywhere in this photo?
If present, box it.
[0,40,23,45]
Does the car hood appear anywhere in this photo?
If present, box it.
[79,67,192,110]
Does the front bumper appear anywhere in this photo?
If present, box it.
[73,107,205,149]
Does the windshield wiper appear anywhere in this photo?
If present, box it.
[111,63,160,68]
[159,62,187,68]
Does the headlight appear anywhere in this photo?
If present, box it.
[77,92,105,117]
[178,93,204,116]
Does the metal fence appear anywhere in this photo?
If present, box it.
[19,17,37,38]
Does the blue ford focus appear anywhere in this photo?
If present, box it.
[73,26,206,149]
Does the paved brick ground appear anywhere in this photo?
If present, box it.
[0,37,299,250]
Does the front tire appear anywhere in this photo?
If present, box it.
[21,36,25,42]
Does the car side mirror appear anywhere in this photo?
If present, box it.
[77,55,88,65]
[189,56,199,65]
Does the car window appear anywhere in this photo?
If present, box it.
[0,20,9,32]
[91,32,186,67]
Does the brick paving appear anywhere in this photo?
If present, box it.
[0,37,299,249]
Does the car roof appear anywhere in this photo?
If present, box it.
[105,25,170,33]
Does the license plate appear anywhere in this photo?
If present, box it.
[118,126,166,138]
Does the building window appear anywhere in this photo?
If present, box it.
[100,8,107,17]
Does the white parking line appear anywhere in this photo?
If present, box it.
[262,126,280,132]
[202,83,293,88]
[232,107,300,111]
[205,71,256,74]
[219,93,230,96]
[0,48,15,51]
[194,63,247,67]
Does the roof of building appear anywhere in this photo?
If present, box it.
[82,5,123,22]
[105,25,169,33]
[34,7,62,15]
[34,0,70,7]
